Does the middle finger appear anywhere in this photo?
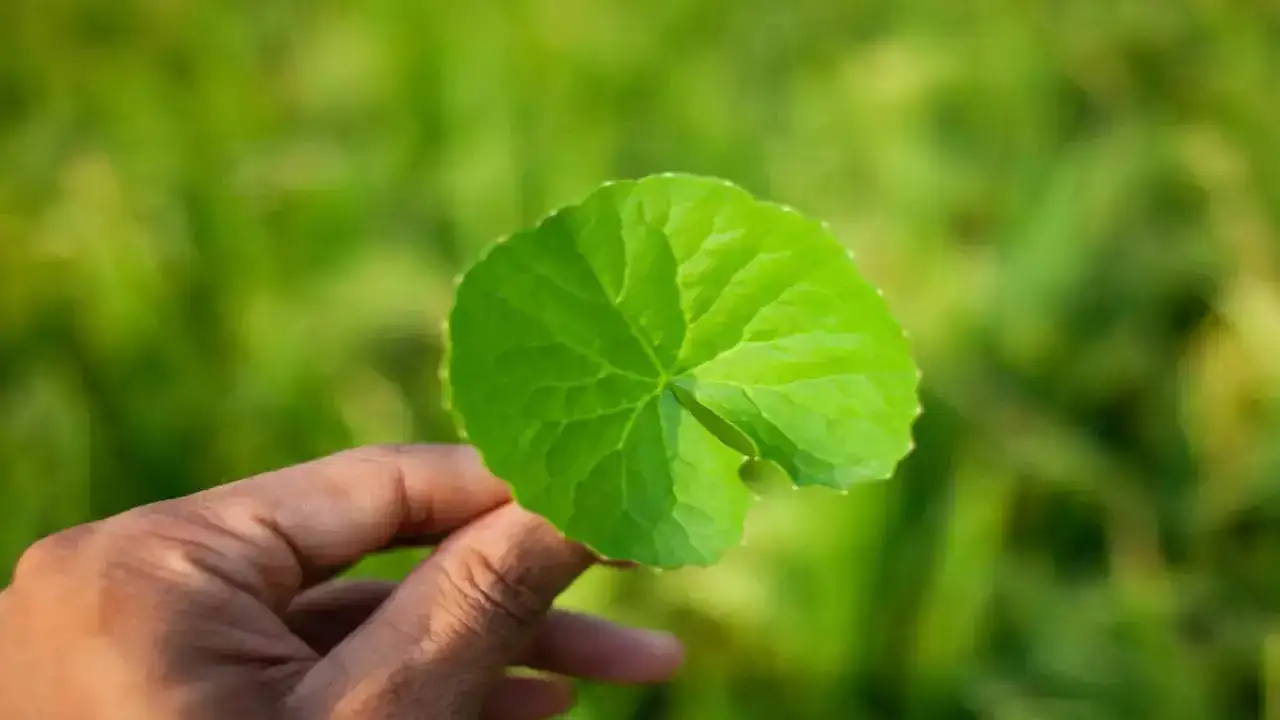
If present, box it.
[285,581,684,682]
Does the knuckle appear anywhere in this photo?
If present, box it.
[328,444,411,493]
[437,547,547,634]
[52,506,217,595]
[105,514,181,565]
[11,525,95,584]
[6,512,205,637]
[104,506,245,588]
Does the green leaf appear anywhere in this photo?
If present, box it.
[444,174,920,567]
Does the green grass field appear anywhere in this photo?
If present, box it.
[3,1,1279,717]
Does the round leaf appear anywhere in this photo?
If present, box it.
[444,174,920,567]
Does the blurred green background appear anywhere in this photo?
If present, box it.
[2,0,1279,717]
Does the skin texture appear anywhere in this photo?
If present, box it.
[0,445,684,719]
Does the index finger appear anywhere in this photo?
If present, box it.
[140,444,511,608]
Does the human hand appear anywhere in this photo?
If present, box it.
[0,445,683,719]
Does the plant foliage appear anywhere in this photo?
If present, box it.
[445,174,919,566]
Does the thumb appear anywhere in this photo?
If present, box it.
[292,503,596,719]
